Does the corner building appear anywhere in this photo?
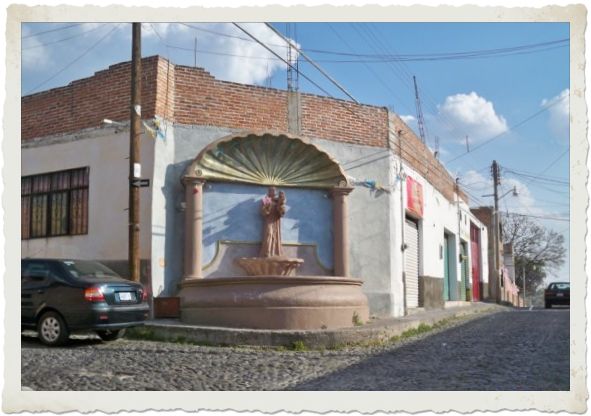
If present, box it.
[21,56,489,318]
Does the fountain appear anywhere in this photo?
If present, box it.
[177,131,369,330]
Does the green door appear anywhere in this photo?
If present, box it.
[443,235,450,300]
[460,242,468,301]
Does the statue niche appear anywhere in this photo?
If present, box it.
[235,187,303,276]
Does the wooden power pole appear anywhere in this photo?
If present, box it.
[129,23,141,282]
[492,160,501,302]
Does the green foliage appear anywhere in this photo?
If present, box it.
[352,311,364,326]
[291,340,307,351]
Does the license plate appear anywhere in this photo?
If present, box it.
[557,293,564,297]
[118,292,135,301]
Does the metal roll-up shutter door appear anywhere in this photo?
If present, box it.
[405,218,420,308]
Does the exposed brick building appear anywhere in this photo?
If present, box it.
[21,56,488,318]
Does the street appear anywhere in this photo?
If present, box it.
[21,308,569,391]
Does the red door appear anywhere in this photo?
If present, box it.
[470,223,481,301]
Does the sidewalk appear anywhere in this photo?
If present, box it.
[126,302,510,349]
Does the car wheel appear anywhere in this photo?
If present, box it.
[38,311,69,346]
[96,329,125,341]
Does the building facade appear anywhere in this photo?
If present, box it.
[21,56,489,318]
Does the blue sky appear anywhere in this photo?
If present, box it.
[21,21,571,282]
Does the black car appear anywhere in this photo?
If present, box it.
[21,259,150,346]
[544,281,570,309]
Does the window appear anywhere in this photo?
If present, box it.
[22,167,89,239]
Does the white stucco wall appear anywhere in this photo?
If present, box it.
[388,156,489,303]
[22,123,490,314]
[21,127,154,273]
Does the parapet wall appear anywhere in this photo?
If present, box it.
[22,55,389,147]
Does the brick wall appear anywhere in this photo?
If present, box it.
[21,56,162,140]
[389,113,468,204]
[301,95,388,147]
[22,56,388,148]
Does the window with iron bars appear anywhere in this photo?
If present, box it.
[21,167,89,239]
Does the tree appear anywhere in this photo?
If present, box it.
[501,213,566,296]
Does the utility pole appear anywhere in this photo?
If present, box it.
[129,22,141,282]
[492,160,501,303]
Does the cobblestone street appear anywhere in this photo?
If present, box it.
[21,309,569,391]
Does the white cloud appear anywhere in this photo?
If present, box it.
[141,23,296,86]
[22,26,52,71]
[437,92,508,142]
[213,23,297,85]
[541,89,569,143]
[400,114,415,124]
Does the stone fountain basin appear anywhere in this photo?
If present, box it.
[235,256,304,276]
[178,275,369,330]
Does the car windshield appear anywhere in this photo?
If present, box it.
[554,283,570,290]
[61,260,121,279]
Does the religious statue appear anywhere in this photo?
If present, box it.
[259,187,286,257]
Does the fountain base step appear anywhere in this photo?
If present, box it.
[178,275,369,330]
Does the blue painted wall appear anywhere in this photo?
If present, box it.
[202,183,333,268]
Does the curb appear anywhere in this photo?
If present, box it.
[125,303,510,349]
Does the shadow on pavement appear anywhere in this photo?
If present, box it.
[21,333,104,349]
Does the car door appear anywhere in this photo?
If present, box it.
[21,260,53,326]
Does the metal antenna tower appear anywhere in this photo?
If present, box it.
[286,23,299,92]
[413,75,427,144]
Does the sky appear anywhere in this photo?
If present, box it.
[21,20,571,283]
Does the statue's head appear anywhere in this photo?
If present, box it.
[278,191,285,202]
[267,187,276,198]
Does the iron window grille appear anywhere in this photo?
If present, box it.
[21,167,89,239]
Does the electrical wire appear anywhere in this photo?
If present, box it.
[445,95,568,165]
[508,212,569,222]
[177,22,568,62]
[264,22,358,103]
[22,24,106,50]
[22,23,82,39]
[231,23,337,103]
[24,24,122,95]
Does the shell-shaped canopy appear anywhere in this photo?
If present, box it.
[186,131,348,189]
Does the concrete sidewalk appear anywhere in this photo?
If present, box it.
[126,302,510,349]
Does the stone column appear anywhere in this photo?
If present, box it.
[330,186,354,277]
[182,176,205,280]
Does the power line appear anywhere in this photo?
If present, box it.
[501,166,568,182]
[504,170,569,186]
[22,24,106,50]
[445,95,568,165]
[508,212,569,222]
[307,37,569,59]
[24,24,121,95]
[176,22,568,63]
[264,23,358,103]
[22,23,82,39]
[312,44,567,63]
[326,24,412,114]
[231,23,336,101]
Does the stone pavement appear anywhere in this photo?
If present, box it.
[126,301,508,348]
[21,307,569,391]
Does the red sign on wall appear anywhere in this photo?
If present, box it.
[406,176,424,218]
